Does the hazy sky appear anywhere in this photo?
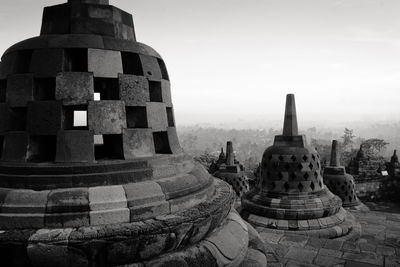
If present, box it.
[1,0,400,127]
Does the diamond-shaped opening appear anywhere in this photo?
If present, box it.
[64,48,88,72]
[121,52,143,75]
[278,155,284,161]
[310,182,315,191]
[157,58,169,81]
[302,155,308,161]
[278,172,284,179]
[291,155,296,162]
[314,171,318,178]
[126,106,148,128]
[290,173,296,180]
[0,79,6,102]
[312,154,316,161]
[297,163,303,170]
[319,181,322,188]
[271,182,276,190]
[9,107,27,131]
[284,182,290,192]
[268,154,273,160]
[14,50,33,74]
[95,134,124,160]
[34,78,56,101]
[303,172,309,180]
[27,135,56,162]
[298,183,304,192]
[284,163,290,171]
[344,181,348,185]
[153,131,172,154]
[94,78,119,100]
[341,185,345,191]
[309,162,313,170]
[272,162,278,169]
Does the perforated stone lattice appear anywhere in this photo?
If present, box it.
[0,47,179,163]
[261,153,324,193]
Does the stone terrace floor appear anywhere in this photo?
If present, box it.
[259,210,400,267]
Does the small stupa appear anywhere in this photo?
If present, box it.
[323,140,366,210]
[388,150,400,178]
[241,94,359,238]
[213,141,250,198]
[0,1,266,266]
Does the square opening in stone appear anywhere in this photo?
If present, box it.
[157,58,169,81]
[63,105,88,130]
[166,107,174,127]
[94,92,101,101]
[95,134,124,160]
[94,78,119,100]
[14,50,33,74]
[0,80,6,102]
[64,48,88,72]
[121,52,143,75]
[126,106,148,128]
[149,81,162,102]
[9,107,27,131]
[153,131,172,154]
[28,135,56,162]
[34,78,56,101]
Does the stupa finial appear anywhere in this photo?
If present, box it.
[282,94,298,136]
[330,140,340,167]
[226,141,234,165]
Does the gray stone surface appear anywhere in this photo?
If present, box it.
[123,128,155,158]
[146,102,168,131]
[6,74,34,107]
[119,74,149,106]
[56,72,94,105]
[88,48,123,78]
[55,130,95,163]
[88,100,126,134]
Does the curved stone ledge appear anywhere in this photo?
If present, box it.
[243,207,360,239]
[0,179,235,266]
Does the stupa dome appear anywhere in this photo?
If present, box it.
[0,1,265,265]
[241,94,359,239]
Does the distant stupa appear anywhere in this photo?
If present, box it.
[0,1,265,266]
[241,94,359,238]
[323,140,366,210]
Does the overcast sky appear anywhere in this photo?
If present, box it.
[1,0,400,127]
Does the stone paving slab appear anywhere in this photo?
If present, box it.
[259,210,400,267]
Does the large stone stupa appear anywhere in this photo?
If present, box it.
[0,1,265,266]
[241,94,359,239]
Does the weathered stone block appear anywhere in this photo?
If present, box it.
[88,48,123,78]
[88,100,126,134]
[71,17,115,37]
[88,185,127,211]
[29,48,64,77]
[139,55,162,80]
[46,188,89,213]
[90,208,130,225]
[2,189,49,213]
[146,102,167,131]
[161,80,172,107]
[129,201,170,221]
[55,130,95,163]
[1,132,29,162]
[56,72,94,105]
[114,23,135,41]
[123,129,155,159]
[41,4,70,35]
[6,74,34,107]
[0,214,44,229]
[124,181,166,207]
[28,101,63,135]
[119,74,149,106]
[45,212,90,228]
